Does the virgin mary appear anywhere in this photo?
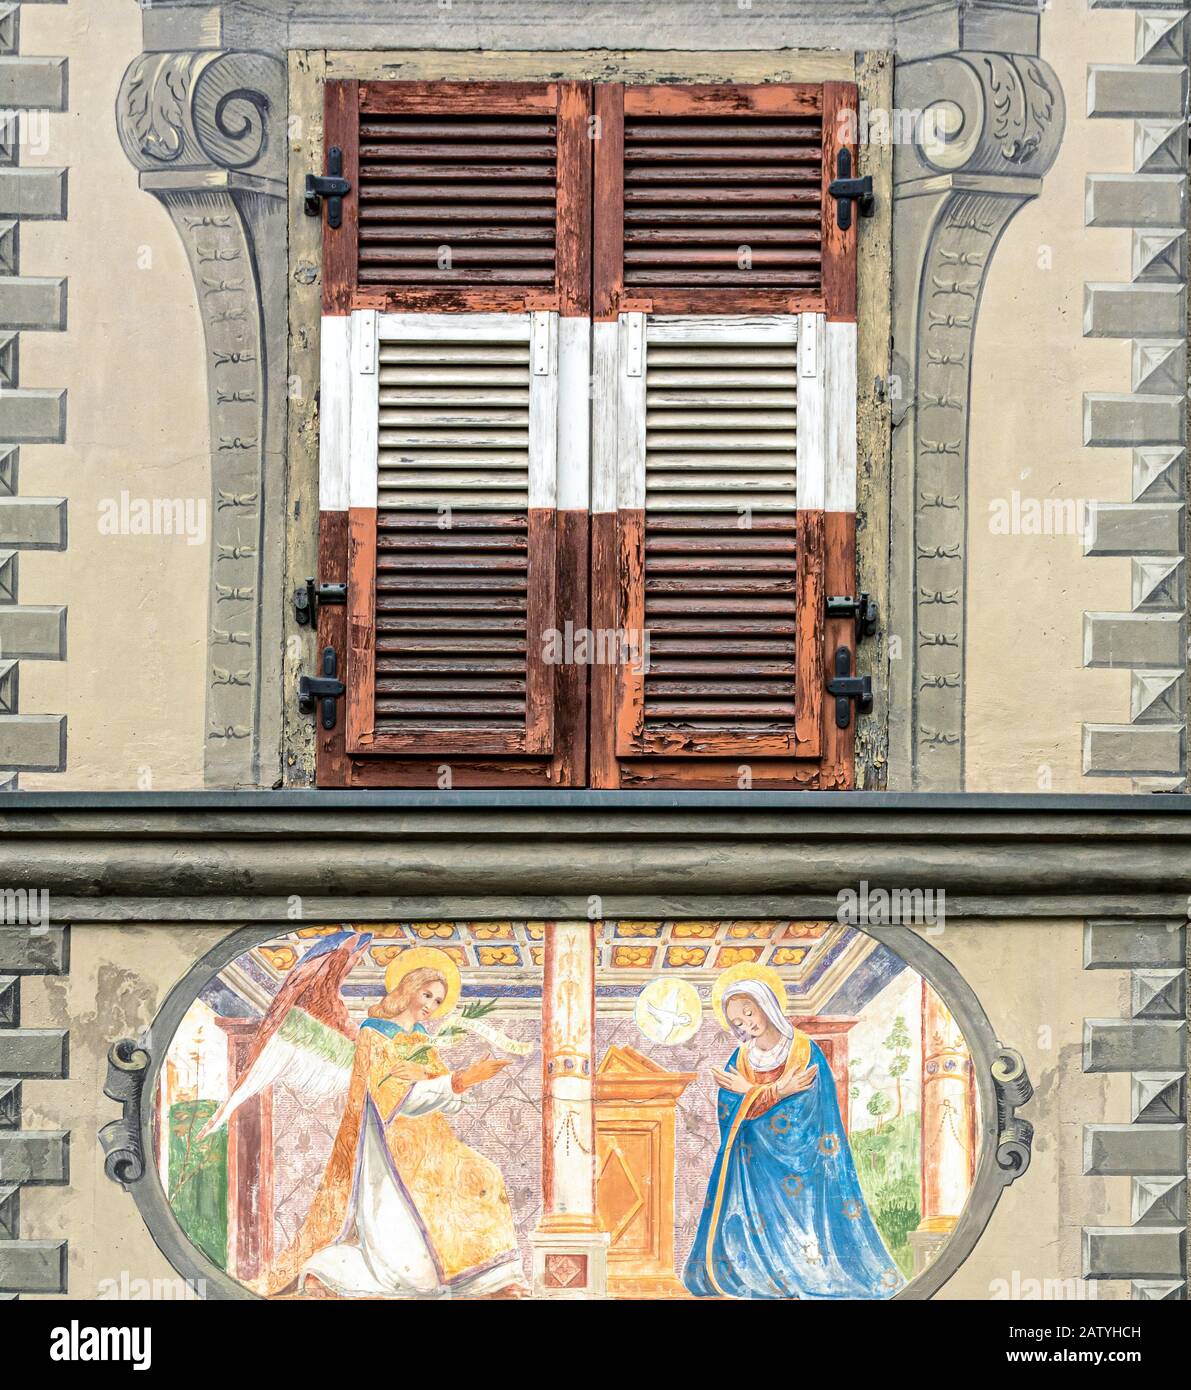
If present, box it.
[264,947,527,1299]
[683,965,904,1300]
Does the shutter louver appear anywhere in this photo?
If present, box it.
[374,335,532,735]
[623,114,823,295]
[323,81,591,317]
[358,113,558,291]
[594,82,854,319]
[344,313,559,762]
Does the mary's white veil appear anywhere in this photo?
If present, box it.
[723,980,795,1069]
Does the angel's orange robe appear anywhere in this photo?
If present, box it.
[265,1022,520,1296]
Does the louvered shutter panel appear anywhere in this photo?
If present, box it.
[323,80,591,316]
[590,79,860,790]
[593,313,829,783]
[343,312,558,760]
[594,82,855,319]
[316,78,591,788]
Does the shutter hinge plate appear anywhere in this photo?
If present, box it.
[531,310,553,376]
[624,311,644,377]
[827,148,874,233]
[295,579,347,627]
[825,645,873,730]
[298,646,346,731]
[305,146,352,230]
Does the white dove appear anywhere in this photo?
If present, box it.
[642,986,693,1043]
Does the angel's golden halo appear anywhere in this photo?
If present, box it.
[711,962,789,1031]
[383,946,461,1018]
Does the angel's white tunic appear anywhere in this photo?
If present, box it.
[301,1076,522,1298]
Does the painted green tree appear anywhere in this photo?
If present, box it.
[885,1015,912,1118]
[852,1012,922,1277]
[866,1089,892,1132]
[168,1099,228,1270]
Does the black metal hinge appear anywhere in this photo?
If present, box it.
[298,647,346,731]
[826,592,879,644]
[826,646,873,730]
[827,148,875,232]
[294,578,347,627]
[304,145,352,229]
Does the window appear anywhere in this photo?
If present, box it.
[314,80,859,788]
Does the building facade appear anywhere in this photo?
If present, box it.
[0,0,1187,1302]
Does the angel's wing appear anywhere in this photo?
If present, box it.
[199,1007,355,1139]
[197,931,370,1140]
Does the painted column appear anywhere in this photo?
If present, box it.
[116,49,288,788]
[530,920,609,1297]
[911,980,975,1274]
[888,48,1064,789]
[218,1018,274,1283]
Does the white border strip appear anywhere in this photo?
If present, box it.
[556,315,590,513]
[528,312,559,509]
[376,311,532,342]
[348,308,379,510]
[591,320,619,515]
[616,313,646,511]
[318,314,351,512]
[826,320,857,514]
[647,314,798,345]
[797,311,827,512]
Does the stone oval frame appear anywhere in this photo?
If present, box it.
[106,919,1032,1301]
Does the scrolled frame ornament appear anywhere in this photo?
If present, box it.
[99,1037,151,1189]
[992,1045,1035,1180]
[117,50,284,180]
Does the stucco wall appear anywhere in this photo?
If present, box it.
[966,4,1136,793]
[16,0,208,791]
[1,0,1182,794]
[12,919,1129,1300]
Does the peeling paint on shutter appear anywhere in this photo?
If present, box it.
[323,80,592,317]
[595,82,854,320]
[341,312,562,765]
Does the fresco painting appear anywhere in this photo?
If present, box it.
[157,921,978,1299]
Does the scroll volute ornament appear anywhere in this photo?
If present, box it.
[897,52,1064,184]
[116,49,286,181]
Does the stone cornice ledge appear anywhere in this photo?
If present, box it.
[2,792,1189,922]
[136,0,1042,63]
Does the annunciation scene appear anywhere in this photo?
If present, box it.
[155,921,980,1299]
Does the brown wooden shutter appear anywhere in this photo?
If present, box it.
[594,82,855,320]
[590,81,860,791]
[323,80,591,316]
[315,77,592,789]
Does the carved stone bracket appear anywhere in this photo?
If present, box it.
[992,1044,1035,1183]
[890,52,1065,789]
[100,1038,151,1189]
[116,50,288,788]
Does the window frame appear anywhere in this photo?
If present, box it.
[308,68,868,791]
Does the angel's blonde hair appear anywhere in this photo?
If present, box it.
[368,965,446,1020]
